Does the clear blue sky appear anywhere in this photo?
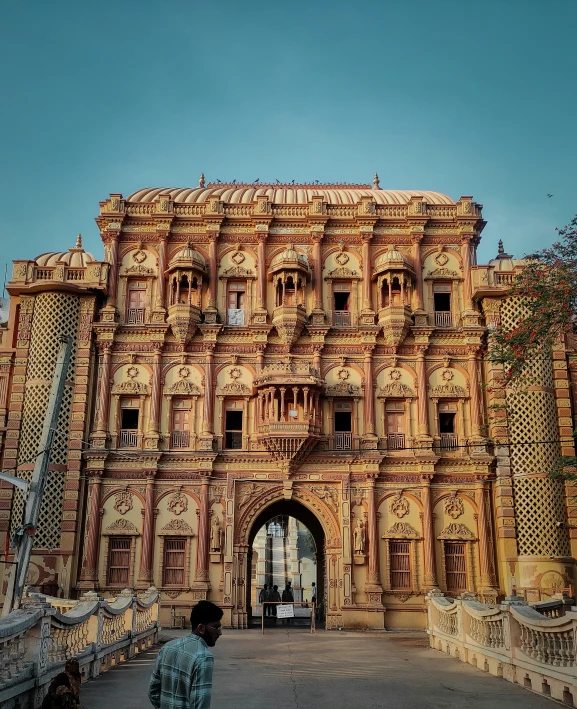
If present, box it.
[1,0,576,283]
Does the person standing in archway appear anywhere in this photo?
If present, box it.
[281,581,295,625]
[270,584,281,622]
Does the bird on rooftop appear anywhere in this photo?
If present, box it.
[254,178,260,183]
[291,179,295,185]
[314,180,319,184]
[215,179,222,184]
[275,179,280,184]
[547,194,553,198]
[231,179,237,184]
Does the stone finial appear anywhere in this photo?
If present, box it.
[75,234,83,249]
[199,173,206,188]
[498,239,504,255]
[373,172,380,189]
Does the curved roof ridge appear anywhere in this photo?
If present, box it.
[126,186,456,206]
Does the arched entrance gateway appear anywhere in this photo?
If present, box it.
[230,486,345,630]
[247,500,325,627]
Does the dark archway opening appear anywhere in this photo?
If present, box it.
[246,499,326,628]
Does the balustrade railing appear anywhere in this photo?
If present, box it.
[434,311,453,328]
[426,592,577,704]
[387,433,406,451]
[0,588,159,708]
[171,430,190,448]
[119,430,139,448]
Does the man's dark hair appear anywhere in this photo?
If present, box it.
[190,600,223,629]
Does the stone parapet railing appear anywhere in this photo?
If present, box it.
[426,591,577,707]
[0,587,160,709]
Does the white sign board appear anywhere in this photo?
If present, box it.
[276,605,294,619]
[288,409,298,418]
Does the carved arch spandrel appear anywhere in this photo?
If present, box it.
[101,486,146,507]
[155,487,201,508]
[235,485,341,548]
[376,490,424,512]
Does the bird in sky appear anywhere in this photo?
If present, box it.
[547,194,553,198]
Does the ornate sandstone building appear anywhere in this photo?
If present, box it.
[0,179,575,629]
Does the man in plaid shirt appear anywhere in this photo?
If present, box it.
[149,601,223,709]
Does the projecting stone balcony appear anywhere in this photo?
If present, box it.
[377,305,413,347]
[271,305,308,349]
[167,303,202,344]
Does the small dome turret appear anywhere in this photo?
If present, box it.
[34,234,96,268]
[487,240,521,272]
[269,244,309,275]
[374,244,414,274]
[167,242,206,273]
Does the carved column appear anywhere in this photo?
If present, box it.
[79,471,103,586]
[195,478,210,585]
[148,348,163,439]
[138,471,157,585]
[475,479,497,591]
[312,234,323,312]
[416,348,431,441]
[361,234,373,312]
[155,236,168,308]
[202,345,215,435]
[461,235,474,311]
[468,347,483,441]
[366,479,381,588]
[105,233,120,309]
[421,477,438,589]
[257,234,267,311]
[411,234,424,312]
[208,234,218,309]
[363,346,377,439]
[93,346,112,441]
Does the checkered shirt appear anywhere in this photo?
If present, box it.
[149,634,214,709]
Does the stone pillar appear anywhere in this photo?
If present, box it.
[93,346,112,442]
[468,348,483,441]
[79,471,103,586]
[461,235,474,311]
[257,235,267,310]
[412,235,424,311]
[363,346,376,439]
[148,348,163,438]
[312,234,323,313]
[155,236,168,308]
[366,479,380,586]
[105,234,120,309]
[416,349,431,442]
[208,235,218,309]
[195,478,210,585]
[421,477,438,589]
[475,479,497,594]
[361,235,373,312]
[138,471,157,585]
[202,345,215,435]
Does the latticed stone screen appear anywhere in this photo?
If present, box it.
[11,293,79,550]
[500,297,570,557]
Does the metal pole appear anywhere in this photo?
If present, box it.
[2,335,72,616]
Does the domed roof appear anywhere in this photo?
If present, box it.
[270,244,309,273]
[168,242,206,271]
[34,235,95,268]
[374,244,414,273]
[488,240,522,271]
[126,184,456,206]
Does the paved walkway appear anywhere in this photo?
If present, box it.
[82,629,555,709]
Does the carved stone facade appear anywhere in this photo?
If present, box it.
[0,183,575,628]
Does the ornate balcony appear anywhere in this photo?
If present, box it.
[167,303,202,344]
[377,305,413,347]
[255,360,323,471]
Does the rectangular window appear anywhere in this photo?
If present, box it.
[439,402,458,451]
[334,401,352,450]
[227,281,246,325]
[386,401,405,450]
[172,399,191,448]
[120,398,139,448]
[445,542,467,593]
[225,402,243,449]
[107,537,131,586]
[433,284,452,328]
[333,283,351,326]
[127,281,147,324]
[163,538,186,586]
[390,541,411,589]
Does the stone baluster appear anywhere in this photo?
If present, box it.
[138,471,157,585]
[195,478,210,583]
[421,477,438,589]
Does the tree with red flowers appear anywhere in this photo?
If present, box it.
[488,214,577,483]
